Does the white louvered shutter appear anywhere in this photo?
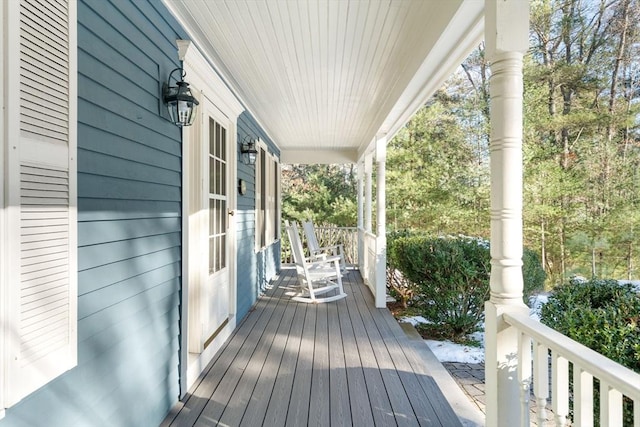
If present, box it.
[5,0,77,406]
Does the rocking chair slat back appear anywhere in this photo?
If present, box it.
[284,220,347,304]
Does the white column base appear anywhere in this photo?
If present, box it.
[485,301,529,426]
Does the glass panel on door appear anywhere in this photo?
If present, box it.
[208,119,227,274]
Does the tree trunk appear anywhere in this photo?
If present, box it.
[540,219,547,273]
[628,243,633,281]
[560,225,566,282]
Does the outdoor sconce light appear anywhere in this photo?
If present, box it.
[241,136,258,165]
[162,68,199,127]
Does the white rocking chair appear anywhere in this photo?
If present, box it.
[285,221,347,303]
[302,220,347,273]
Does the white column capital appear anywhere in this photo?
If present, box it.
[375,134,387,161]
[484,0,530,61]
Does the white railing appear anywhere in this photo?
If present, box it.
[281,225,358,265]
[362,230,377,292]
[312,226,358,265]
[504,311,640,427]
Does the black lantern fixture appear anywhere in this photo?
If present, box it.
[162,68,199,127]
[240,136,258,165]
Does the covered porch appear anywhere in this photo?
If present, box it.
[162,268,480,426]
[164,0,640,425]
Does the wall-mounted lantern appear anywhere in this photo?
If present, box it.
[240,136,258,165]
[162,68,199,126]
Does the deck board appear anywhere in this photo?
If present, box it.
[165,268,463,427]
[238,275,299,426]
[284,296,317,426]
[218,280,293,426]
[344,272,397,426]
[327,301,352,426]
[308,302,330,426]
[336,293,375,426]
[196,286,290,426]
[350,274,442,426]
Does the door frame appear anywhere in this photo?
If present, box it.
[177,40,244,395]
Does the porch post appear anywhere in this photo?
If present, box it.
[364,153,373,233]
[357,159,365,270]
[484,1,530,426]
[375,135,387,308]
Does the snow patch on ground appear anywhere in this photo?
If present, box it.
[425,339,485,364]
[618,280,640,292]
[401,294,550,364]
[528,293,550,322]
[399,315,431,326]
[399,316,486,364]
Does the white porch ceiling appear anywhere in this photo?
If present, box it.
[164,0,484,163]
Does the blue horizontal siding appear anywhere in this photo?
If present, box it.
[78,248,181,297]
[78,217,181,246]
[236,111,282,319]
[78,198,180,221]
[0,1,186,426]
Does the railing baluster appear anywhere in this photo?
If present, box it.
[573,364,594,427]
[600,381,623,427]
[533,340,549,425]
[634,397,639,427]
[518,331,532,427]
[552,353,569,426]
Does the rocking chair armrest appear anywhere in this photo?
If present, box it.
[308,252,329,261]
[308,255,341,267]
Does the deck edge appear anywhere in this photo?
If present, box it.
[399,322,486,427]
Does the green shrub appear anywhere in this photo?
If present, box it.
[386,230,421,307]
[540,279,640,373]
[540,279,640,425]
[387,233,545,341]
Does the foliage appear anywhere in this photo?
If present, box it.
[387,232,545,341]
[522,249,547,295]
[282,164,357,226]
[523,0,640,283]
[540,279,640,373]
[386,89,490,237]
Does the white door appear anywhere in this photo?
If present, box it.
[187,103,233,354]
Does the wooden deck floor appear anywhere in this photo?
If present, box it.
[162,268,463,427]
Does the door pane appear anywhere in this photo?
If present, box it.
[209,118,228,274]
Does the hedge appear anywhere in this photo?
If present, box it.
[387,232,545,341]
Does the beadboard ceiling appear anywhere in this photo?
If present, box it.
[165,0,484,163]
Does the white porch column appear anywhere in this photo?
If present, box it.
[357,159,365,270]
[484,1,530,426]
[364,153,373,233]
[375,135,387,308]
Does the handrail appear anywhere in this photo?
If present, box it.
[504,311,640,399]
[504,310,640,426]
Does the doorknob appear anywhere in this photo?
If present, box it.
[228,209,235,216]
